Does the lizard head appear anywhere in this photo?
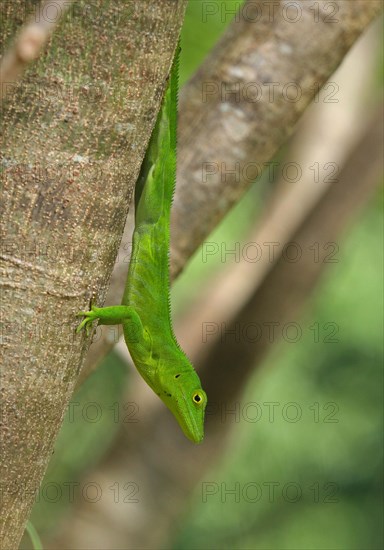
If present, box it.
[157,361,207,444]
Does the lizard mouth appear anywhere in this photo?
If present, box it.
[173,391,205,444]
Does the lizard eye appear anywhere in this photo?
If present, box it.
[192,391,206,406]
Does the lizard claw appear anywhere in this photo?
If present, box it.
[76,299,98,335]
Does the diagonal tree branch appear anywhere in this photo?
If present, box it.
[178,19,381,365]
[171,0,383,276]
[0,0,74,101]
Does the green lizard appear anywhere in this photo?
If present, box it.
[77,46,207,443]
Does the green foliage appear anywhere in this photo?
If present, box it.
[24,522,43,550]
[172,195,383,550]
[181,1,238,84]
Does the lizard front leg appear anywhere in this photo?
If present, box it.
[77,303,145,340]
[77,304,151,359]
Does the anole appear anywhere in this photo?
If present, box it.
[77,45,207,443]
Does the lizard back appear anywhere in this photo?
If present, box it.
[122,47,178,339]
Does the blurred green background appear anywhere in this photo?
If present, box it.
[22,1,383,549]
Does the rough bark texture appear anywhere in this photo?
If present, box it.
[171,0,383,276]
[0,1,187,547]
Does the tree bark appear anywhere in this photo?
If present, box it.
[172,0,383,276]
[0,1,187,547]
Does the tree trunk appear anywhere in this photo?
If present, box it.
[0,1,187,547]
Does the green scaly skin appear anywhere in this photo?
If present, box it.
[77,47,207,443]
